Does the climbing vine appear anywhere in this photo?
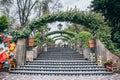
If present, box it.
[11,11,120,55]
[46,30,75,37]
[75,31,93,48]
[52,35,71,40]
[12,11,110,39]
[54,37,68,42]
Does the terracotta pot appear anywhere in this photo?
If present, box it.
[89,40,94,48]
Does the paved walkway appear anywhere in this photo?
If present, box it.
[0,72,120,80]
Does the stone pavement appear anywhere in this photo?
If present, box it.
[0,72,120,80]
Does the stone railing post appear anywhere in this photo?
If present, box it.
[16,38,27,66]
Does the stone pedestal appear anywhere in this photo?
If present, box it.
[44,46,47,52]
[83,48,90,59]
[16,39,27,66]
[26,50,34,61]
[33,47,38,59]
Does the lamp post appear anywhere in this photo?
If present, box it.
[57,23,63,31]
[57,23,63,47]
[57,23,63,36]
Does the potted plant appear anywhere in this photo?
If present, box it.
[76,31,93,48]
[88,39,95,48]
[104,60,113,71]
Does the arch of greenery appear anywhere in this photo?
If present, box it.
[46,30,75,37]
[11,11,120,66]
[54,37,68,42]
[12,11,111,49]
[52,35,71,40]
[12,11,110,40]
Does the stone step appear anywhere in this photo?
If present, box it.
[25,64,98,66]
[38,55,82,57]
[36,57,82,59]
[29,60,90,63]
[10,70,113,76]
[37,56,82,57]
[20,65,104,68]
[13,69,107,72]
[27,62,96,64]
[15,68,106,72]
[37,55,82,56]
[40,53,79,54]
[18,66,104,70]
[26,62,98,65]
[37,57,84,60]
[43,51,78,53]
[10,47,113,76]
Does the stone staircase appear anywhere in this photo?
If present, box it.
[10,47,113,76]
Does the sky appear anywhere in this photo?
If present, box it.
[60,0,92,11]
[48,0,93,43]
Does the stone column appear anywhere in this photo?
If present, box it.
[16,39,27,66]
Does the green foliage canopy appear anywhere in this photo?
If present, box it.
[34,33,42,46]
[76,31,93,48]
[12,11,110,40]
[0,15,9,33]
[90,0,120,46]
[52,35,71,40]
[46,30,75,37]
[12,11,119,54]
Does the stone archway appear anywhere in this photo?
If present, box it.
[14,11,111,65]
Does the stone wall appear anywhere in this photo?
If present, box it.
[95,39,120,67]
[95,39,107,63]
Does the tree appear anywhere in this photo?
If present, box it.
[46,37,55,45]
[77,31,93,48]
[17,0,52,27]
[0,0,13,16]
[0,15,9,33]
[16,0,38,27]
[90,0,120,46]
[34,0,52,17]
[0,0,62,27]
[34,33,42,46]
[0,0,15,31]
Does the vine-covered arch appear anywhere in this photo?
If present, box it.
[46,30,75,37]
[12,11,113,66]
[52,35,71,40]
[12,11,111,43]
[54,37,68,42]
